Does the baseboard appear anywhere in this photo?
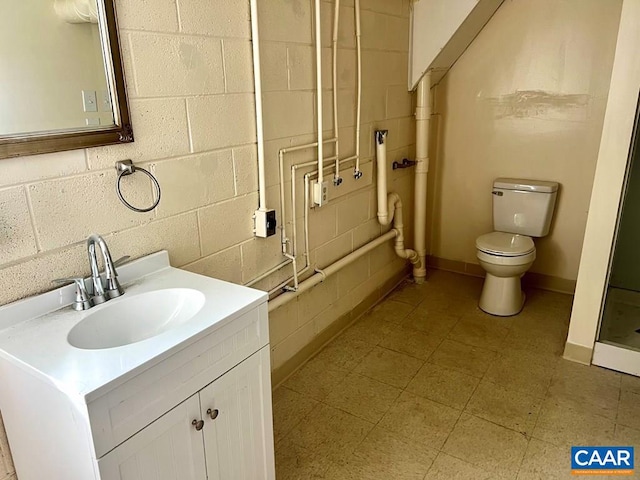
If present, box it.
[427,255,576,294]
[563,341,593,365]
[270,267,410,388]
[427,256,484,278]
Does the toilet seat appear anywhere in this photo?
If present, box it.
[476,232,535,257]
[477,249,536,266]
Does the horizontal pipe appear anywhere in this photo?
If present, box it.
[268,230,398,311]
[245,259,293,287]
[280,137,337,156]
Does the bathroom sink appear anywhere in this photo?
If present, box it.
[67,288,206,349]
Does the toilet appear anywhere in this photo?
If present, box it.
[476,178,559,316]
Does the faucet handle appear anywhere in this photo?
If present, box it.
[52,278,93,311]
[103,255,128,300]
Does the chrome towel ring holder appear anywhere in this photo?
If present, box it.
[115,160,161,213]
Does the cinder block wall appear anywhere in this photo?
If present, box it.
[0,1,414,476]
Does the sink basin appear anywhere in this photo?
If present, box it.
[67,288,206,349]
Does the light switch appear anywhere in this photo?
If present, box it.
[82,90,98,112]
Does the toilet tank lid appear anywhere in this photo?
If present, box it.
[494,178,558,193]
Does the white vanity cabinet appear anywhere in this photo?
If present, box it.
[99,347,274,480]
[0,252,276,480]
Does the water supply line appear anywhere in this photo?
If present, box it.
[375,130,419,265]
[332,0,342,185]
[269,230,398,311]
[250,0,267,212]
[314,0,325,189]
[413,71,432,283]
[353,0,363,179]
[249,0,417,304]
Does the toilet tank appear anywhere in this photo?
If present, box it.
[492,178,559,237]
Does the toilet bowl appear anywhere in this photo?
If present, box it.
[475,178,558,316]
[476,232,536,316]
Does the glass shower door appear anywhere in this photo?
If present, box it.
[593,98,640,376]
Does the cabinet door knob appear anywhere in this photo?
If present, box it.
[192,419,205,431]
[207,408,219,420]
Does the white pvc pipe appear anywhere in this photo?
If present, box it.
[278,150,288,253]
[354,0,363,177]
[387,193,419,264]
[245,259,292,287]
[277,138,338,252]
[375,130,390,225]
[290,155,355,261]
[250,0,268,211]
[413,72,432,283]
[375,129,419,264]
[269,230,398,311]
[314,0,324,184]
[277,154,360,295]
[332,0,341,182]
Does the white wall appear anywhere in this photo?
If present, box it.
[428,0,622,282]
[0,0,111,134]
[409,0,503,89]
[565,0,640,359]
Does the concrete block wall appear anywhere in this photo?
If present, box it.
[257,0,415,370]
[0,0,414,475]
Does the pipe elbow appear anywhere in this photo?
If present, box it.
[377,212,391,226]
[394,245,419,265]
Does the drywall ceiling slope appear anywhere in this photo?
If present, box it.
[409,0,505,90]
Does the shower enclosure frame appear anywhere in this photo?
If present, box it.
[592,91,640,376]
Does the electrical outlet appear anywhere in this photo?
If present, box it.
[313,181,329,206]
[254,209,277,238]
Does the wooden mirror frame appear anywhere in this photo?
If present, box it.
[0,0,133,160]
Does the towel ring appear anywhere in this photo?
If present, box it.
[115,160,161,213]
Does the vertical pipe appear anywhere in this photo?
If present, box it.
[314,0,324,184]
[249,0,267,210]
[354,0,363,178]
[278,150,288,253]
[375,130,389,225]
[332,0,341,183]
[413,72,432,283]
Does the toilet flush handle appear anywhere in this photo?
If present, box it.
[492,191,503,196]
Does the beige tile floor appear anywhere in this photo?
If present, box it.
[272,270,640,480]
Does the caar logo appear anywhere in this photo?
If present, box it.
[571,446,634,476]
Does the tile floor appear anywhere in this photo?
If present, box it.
[272,270,640,480]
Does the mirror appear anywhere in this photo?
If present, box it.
[0,0,132,159]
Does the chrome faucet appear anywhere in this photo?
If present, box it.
[53,234,129,310]
[87,234,125,302]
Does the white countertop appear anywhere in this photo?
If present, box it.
[0,252,267,403]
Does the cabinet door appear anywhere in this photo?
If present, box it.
[200,346,275,480]
[98,394,207,480]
